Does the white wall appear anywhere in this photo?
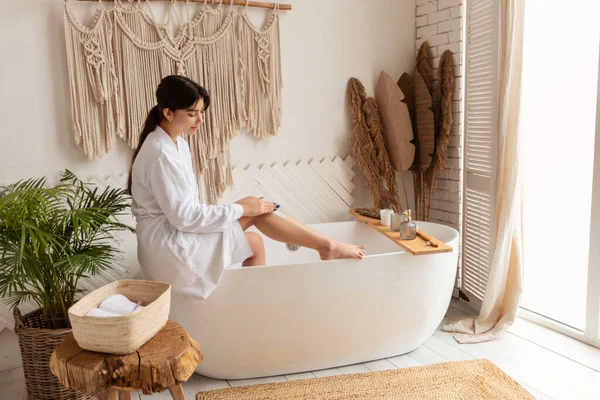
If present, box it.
[0,0,416,206]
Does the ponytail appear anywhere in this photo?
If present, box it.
[127,105,162,194]
[127,75,210,195]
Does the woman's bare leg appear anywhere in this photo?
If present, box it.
[238,212,364,260]
[242,232,265,267]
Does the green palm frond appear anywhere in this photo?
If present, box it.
[0,170,134,329]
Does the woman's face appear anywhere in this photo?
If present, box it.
[166,98,205,136]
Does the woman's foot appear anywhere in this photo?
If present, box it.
[319,239,365,260]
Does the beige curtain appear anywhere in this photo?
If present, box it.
[442,0,525,344]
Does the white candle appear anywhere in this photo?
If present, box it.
[380,209,393,226]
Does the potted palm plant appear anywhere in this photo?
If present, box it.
[0,170,134,400]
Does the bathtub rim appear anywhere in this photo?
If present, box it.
[231,219,460,269]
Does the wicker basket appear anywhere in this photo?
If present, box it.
[13,308,96,400]
[68,279,171,354]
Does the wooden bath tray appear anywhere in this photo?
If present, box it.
[350,210,453,255]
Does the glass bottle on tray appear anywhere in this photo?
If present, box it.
[400,209,417,240]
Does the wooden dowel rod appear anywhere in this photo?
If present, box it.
[77,0,292,11]
[416,230,439,247]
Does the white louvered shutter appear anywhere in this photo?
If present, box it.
[461,0,500,305]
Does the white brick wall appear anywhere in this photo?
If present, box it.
[414,0,464,233]
[429,9,450,24]
[417,2,438,16]
[416,15,428,27]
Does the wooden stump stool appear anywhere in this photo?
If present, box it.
[50,321,202,399]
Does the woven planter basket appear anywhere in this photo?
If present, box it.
[68,279,171,354]
[13,307,96,400]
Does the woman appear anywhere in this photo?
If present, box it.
[130,75,364,299]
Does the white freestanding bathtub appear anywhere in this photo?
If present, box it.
[169,219,459,380]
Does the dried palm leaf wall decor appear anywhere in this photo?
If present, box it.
[414,72,436,174]
[414,71,435,220]
[375,71,415,210]
[363,97,403,212]
[394,42,456,221]
[397,73,416,126]
[345,43,456,218]
[425,50,455,220]
[347,78,401,212]
[413,42,436,220]
[416,42,434,90]
[397,73,420,215]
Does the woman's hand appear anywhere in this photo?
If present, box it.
[234,197,277,217]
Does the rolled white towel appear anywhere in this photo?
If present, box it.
[98,294,144,315]
[86,308,121,317]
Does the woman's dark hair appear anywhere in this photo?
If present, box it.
[127,75,210,194]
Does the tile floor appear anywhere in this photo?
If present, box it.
[2,299,599,400]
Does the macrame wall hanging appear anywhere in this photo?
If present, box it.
[238,5,282,139]
[63,0,289,204]
[64,5,120,158]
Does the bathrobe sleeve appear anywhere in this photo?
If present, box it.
[148,154,244,233]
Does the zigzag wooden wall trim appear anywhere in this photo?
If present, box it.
[219,156,356,224]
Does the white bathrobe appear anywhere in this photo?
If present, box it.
[130,127,252,299]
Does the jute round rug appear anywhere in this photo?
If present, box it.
[196,359,534,399]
